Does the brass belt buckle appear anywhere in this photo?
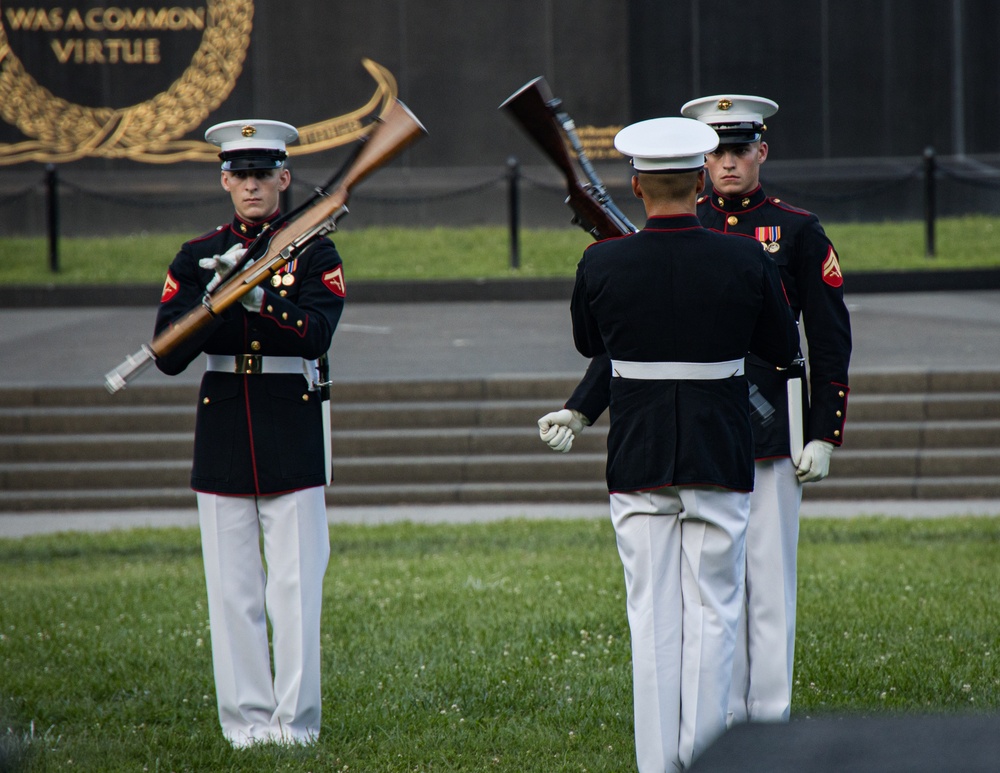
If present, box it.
[235,354,262,374]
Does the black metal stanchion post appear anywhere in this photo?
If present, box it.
[46,164,60,273]
[923,146,936,258]
[507,156,521,270]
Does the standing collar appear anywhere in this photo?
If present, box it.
[707,185,767,213]
[231,210,280,239]
[644,213,703,230]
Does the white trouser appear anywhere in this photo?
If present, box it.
[611,486,749,773]
[197,487,330,747]
[728,458,803,725]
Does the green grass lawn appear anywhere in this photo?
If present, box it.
[1,216,999,286]
[1,516,998,772]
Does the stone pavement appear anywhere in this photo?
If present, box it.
[3,289,1000,386]
[4,499,1000,540]
[2,289,999,536]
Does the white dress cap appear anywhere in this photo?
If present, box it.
[681,95,779,125]
[680,95,778,143]
[205,119,299,170]
[614,117,719,172]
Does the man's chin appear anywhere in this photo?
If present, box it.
[714,183,744,197]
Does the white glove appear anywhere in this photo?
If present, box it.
[199,244,262,311]
[199,243,247,290]
[538,409,588,453]
[795,440,835,483]
[238,284,264,313]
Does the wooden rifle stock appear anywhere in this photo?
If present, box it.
[500,77,632,240]
[105,98,427,393]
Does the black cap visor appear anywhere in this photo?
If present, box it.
[220,148,287,171]
[712,121,765,145]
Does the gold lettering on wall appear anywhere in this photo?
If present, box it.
[1,1,400,165]
[3,7,206,33]
[576,125,625,161]
[50,38,161,64]
[4,6,203,68]
[0,0,253,163]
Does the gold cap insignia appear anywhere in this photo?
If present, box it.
[241,125,257,138]
[717,99,733,111]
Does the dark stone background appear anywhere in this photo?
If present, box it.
[2,0,1000,236]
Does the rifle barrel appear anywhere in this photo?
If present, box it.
[501,76,636,239]
[104,97,427,393]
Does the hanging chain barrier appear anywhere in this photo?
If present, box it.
[7,149,1000,271]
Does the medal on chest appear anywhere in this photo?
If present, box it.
[271,258,298,290]
[755,226,781,253]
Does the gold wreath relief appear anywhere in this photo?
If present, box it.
[0,0,398,166]
[0,0,254,164]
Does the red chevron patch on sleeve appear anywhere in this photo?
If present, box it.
[322,265,346,297]
[160,271,179,303]
[821,246,844,288]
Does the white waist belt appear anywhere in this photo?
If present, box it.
[611,358,745,380]
[206,354,314,377]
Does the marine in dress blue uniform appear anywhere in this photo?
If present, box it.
[540,96,853,728]
[154,119,346,747]
[570,116,798,773]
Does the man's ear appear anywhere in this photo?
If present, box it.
[631,175,643,199]
[277,168,291,192]
[758,141,769,164]
[220,172,232,192]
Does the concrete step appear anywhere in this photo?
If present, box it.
[803,476,1000,500]
[3,447,998,497]
[333,400,561,431]
[1,428,564,462]
[2,368,997,408]
[0,405,195,434]
[0,368,997,408]
[0,399,563,434]
[848,370,1000,395]
[0,433,196,463]
[4,475,1000,513]
[846,392,1000,421]
[2,400,998,445]
[0,454,609,491]
[0,376,586,408]
[845,420,1000,450]
[2,385,998,434]
[0,488,201,512]
[830,448,1000,477]
[0,460,192,491]
[0,428,566,463]
[326,481,611,506]
[1,371,998,512]
[6,418,1000,464]
[0,384,197,408]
